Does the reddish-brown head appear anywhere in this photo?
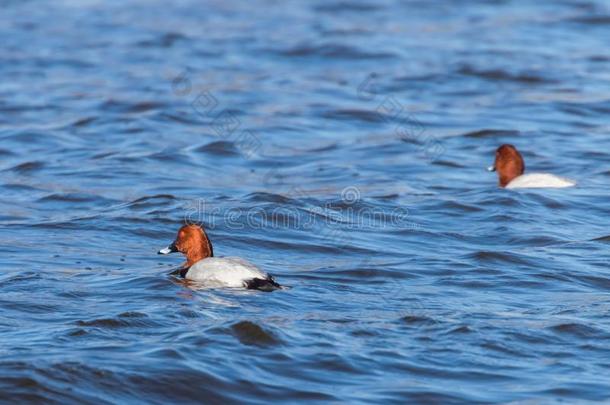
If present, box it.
[158,224,214,267]
[488,144,525,187]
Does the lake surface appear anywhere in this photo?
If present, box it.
[1,0,610,403]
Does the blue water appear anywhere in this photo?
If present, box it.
[1,0,610,403]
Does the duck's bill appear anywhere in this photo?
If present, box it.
[487,165,496,172]
[158,242,178,255]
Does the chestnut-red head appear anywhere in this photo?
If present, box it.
[158,224,214,267]
[488,144,525,187]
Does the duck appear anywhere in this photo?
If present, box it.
[158,224,281,291]
[488,144,575,189]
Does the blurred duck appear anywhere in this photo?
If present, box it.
[488,144,575,189]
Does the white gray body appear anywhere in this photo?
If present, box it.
[183,257,267,288]
[506,173,575,189]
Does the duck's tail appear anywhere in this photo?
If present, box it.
[245,275,282,292]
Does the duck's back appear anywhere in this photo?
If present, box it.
[506,173,575,189]
[184,257,267,287]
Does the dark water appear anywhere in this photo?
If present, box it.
[1,0,610,403]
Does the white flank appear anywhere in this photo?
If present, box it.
[184,257,267,287]
[506,173,576,189]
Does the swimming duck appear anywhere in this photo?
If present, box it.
[488,144,575,189]
[158,224,281,291]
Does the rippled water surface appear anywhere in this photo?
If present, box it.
[1,0,610,403]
